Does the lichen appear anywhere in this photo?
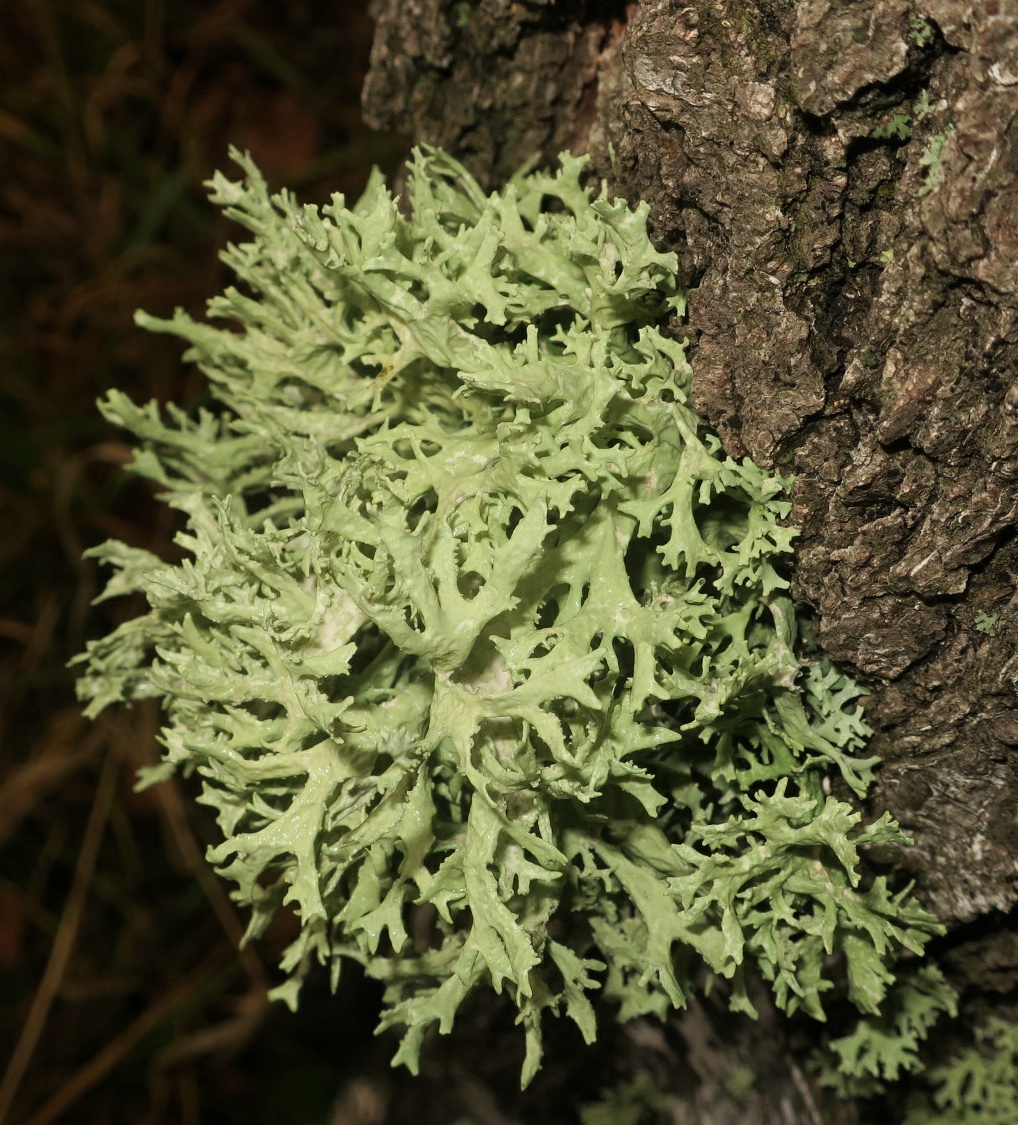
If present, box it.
[905,1018,1018,1124]
[74,144,949,1087]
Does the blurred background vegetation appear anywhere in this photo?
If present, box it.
[0,3,413,1122]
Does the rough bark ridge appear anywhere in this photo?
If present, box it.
[363,0,625,186]
[588,0,1018,931]
[363,1,1018,1120]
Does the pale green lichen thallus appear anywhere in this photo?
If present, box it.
[74,145,952,1089]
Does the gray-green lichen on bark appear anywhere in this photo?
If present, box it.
[359,1,1018,1121]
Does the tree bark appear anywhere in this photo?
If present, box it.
[361,2,1018,1121]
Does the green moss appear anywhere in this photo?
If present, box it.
[908,15,936,49]
[872,110,913,141]
[451,1,471,30]
[918,128,954,196]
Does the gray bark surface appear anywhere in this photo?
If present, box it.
[362,2,1018,1121]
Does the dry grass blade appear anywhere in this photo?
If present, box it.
[151,982,270,1071]
[17,958,236,1125]
[0,711,103,847]
[0,745,119,1124]
[150,761,268,986]
[0,1,408,1119]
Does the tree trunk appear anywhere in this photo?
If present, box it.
[360,2,1018,1121]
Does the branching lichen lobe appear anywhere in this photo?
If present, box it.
[76,145,948,1088]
